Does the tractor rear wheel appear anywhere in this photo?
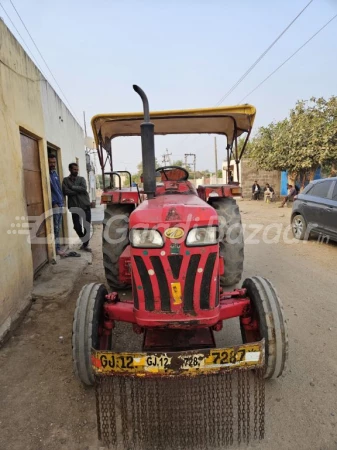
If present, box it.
[240,276,288,379]
[72,283,109,386]
[103,204,134,290]
[211,198,244,286]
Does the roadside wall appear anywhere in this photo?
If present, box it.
[222,158,281,198]
[0,20,45,340]
[0,20,84,342]
[241,159,281,199]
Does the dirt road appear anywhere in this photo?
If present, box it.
[0,200,336,450]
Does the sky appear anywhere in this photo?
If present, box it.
[1,0,337,173]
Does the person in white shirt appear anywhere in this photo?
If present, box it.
[264,183,275,202]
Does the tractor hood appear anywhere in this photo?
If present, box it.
[129,195,218,228]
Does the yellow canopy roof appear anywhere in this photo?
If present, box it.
[91,105,256,151]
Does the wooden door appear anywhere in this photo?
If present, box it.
[20,134,48,273]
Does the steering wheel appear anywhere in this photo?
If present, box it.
[156,166,189,182]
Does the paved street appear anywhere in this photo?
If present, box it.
[0,200,336,450]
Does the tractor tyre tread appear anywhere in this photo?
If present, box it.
[72,283,108,386]
[211,197,244,286]
[102,204,134,290]
[242,276,288,379]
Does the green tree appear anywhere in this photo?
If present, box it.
[247,96,337,186]
[171,159,193,171]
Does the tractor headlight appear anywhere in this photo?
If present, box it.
[130,229,164,248]
[186,226,218,246]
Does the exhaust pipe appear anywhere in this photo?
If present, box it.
[133,85,156,199]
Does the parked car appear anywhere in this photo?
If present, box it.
[291,177,337,241]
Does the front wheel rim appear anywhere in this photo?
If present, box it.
[293,217,303,238]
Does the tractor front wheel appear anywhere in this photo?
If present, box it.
[103,204,134,290]
[72,283,110,386]
[211,198,244,286]
[240,276,288,379]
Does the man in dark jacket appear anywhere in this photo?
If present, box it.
[252,181,261,200]
[48,154,66,256]
[62,162,92,252]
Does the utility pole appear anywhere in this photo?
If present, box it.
[83,111,87,137]
[185,153,196,186]
[214,137,218,184]
[83,111,94,204]
[166,148,172,165]
[162,148,172,166]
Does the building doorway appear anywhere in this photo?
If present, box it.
[20,133,48,273]
[47,145,67,252]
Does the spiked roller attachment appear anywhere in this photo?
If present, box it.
[94,367,265,449]
[92,337,265,448]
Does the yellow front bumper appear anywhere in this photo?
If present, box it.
[91,339,265,377]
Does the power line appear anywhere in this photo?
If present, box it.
[8,0,79,121]
[215,0,314,106]
[239,13,337,103]
[174,1,313,149]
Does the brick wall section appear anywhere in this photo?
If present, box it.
[241,159,281,199]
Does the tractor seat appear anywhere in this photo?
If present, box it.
[156,166,189,182]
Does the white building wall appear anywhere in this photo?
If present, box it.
[0,19,85,342]
[222,159,242,184]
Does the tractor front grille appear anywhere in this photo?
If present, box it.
[200,252,217,310]
[150,256,171,312]
[168,255,183,279]
[133,252,218,313]
[134,256,155,311]
[183,254,201,312]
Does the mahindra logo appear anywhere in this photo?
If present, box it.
[164,227,185,239]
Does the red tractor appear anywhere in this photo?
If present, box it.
[72,86,288,448]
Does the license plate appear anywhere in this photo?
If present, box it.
[92,340,264,377]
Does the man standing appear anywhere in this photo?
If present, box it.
[279,184,297,208]
[252,180,261,200]
[62,163,92,252]
[48,154,65,257]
